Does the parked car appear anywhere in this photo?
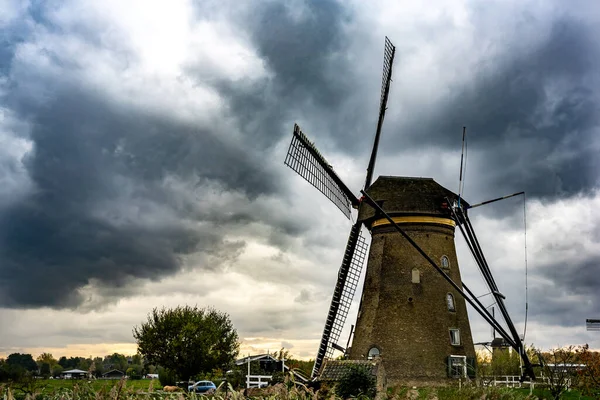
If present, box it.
[188,380,217,393]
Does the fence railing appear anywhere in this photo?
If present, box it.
[246,375,271,389]
[481,375,572,389]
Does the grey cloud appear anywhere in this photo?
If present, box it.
[0,0,356,310]
[529,256,600,327]
[392,17,600,200]
[294,289,312,305]
[281,341,294,349]
[190,0,360,153]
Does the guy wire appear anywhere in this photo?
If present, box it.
[523,192,529,343]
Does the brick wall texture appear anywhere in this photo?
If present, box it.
[349,176,476,386]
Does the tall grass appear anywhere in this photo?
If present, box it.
[1,375,594,400]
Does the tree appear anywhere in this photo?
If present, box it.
[104,353,128,371]
[39,363,51,378]
[51,365,63,378]
[539,346,580,400]
[335,364,377,399]
[133,305,239,382]
[490,348,521,376]
[58,356,68,368]
[92,357,104,378]
[36,353,57,368]
[576,344,600,397]
[6,353,37,373]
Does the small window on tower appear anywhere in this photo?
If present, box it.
[441,256,450,269]
[368,347,380,360]
[448,355,467,378]
[446,293,456,312]
[449,328,461,346]
[411,268,421,283]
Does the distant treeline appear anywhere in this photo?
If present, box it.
[0,352,149,381]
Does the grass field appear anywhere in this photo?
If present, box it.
[13,378,159,395]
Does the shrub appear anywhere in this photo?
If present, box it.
[270,371,285,385]
[158,367,176,387]
[335,364,376,399]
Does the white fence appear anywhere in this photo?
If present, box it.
[246,375,271,389]
[481,375,572,390]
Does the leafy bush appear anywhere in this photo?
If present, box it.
[270,371,285,385]
[335,364,376,399]
[158,367,176,387]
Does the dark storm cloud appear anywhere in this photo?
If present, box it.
[191,0,362,152]
[0,82,266,308]
[529,256,600,327]
[0,0,355,309]
[392,17,600,199]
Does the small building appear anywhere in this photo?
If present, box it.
[318,359,386,399]
[102,369,125,379]
[236,354,284,373]
[61,369,89,379]
[235,354,308,387]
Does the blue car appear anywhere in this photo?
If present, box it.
[188,380,217,393]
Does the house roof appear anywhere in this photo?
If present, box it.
[235,354,280,365]
[318,360,379,382]
[102,369,124,375]
[62,369,88,374]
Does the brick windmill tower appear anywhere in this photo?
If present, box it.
[349,176,475,385]
[284,37,534,385]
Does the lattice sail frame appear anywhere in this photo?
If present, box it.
[326,231,368,353]
[380,37,395,110]
[285,124,353,219]
[311,224,369,378]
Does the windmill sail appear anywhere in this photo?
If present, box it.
[311,222,369,378]
[364,37,396,189]
[285,124,359,219]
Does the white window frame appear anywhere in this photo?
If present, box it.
[448,355,467,378]
[441,255,450,269]
[446,293,456,312]
[449,328,461,346]
[367,347,380,360]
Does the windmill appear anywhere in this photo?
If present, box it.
[284,37,535,384]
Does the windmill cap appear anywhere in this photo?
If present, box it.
[358,176,467,224]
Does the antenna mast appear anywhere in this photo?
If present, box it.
[458,126,466,206]
[364,37,396,189]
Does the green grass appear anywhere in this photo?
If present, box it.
[513,387,596,399]
[16,378,157,395]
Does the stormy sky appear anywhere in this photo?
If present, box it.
[1,0,600,359]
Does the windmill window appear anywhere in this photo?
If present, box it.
[441,256,450,269]
[411,268,420,283]
[447,355,467,378]
[368,347,380,360]
[449,328,461,346]
[446,293,456,312]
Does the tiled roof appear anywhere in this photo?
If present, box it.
[318,360,379,382]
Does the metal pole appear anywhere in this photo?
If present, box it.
[360,190,519,349]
